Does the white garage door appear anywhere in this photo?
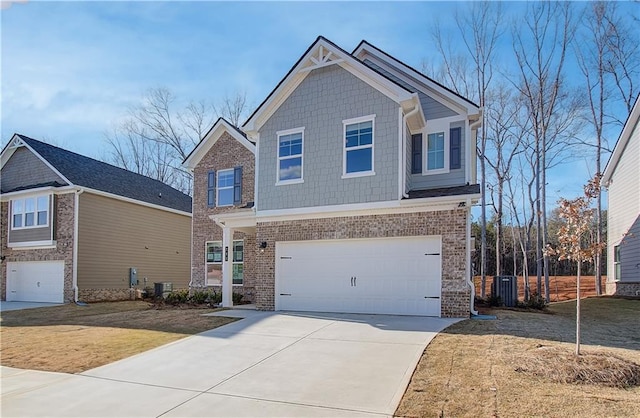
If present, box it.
[276,236,442,316]
[6,261,65,303]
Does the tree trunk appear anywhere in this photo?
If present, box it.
[576,259,582,356]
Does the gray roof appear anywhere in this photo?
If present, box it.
[16,135,192,213]
[406,184,481,200]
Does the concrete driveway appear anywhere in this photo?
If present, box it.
[0,301,63,312]
[1,310,459,417]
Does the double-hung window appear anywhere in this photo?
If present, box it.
[207,167,243,207]
[426,132,446,172]
[277,128,304,184]
[343,115,375,177]
[11,195,50,229]
[205,240,244,286]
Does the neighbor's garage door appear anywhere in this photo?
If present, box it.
[275,236,441,316]
[6,261,65,303]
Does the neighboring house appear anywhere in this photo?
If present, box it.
[1,134,192,303]
[183,37,481,317]
[602,95,640,296]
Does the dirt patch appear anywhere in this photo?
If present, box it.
[395,297,640,418]
[0,301,237,373]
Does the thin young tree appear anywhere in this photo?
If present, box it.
[548,176,603,355]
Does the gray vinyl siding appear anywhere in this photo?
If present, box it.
[607,117,640,282]
[410,120,466,190]
[1,147,66,193]
[363,59,459,119]
[257,64,399,211]
[7,195,54,244]
[618,216,640,281]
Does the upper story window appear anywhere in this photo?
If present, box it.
[217,169,235,206]
[343,115,375,178]
[12,195,50,229]
[277,128,304,184]
[412,123,463,175]
[427,132,446,171]
[206,167,243,207]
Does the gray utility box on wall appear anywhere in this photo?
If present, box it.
[154,282,173,299]
[492,276,518,307]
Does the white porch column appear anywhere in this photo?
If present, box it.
[222,226,234,308]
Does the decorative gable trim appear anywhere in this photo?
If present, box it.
[0,134,72,186]
[242,36,422,137]
[602,94,640,186]
[352,40,480,117]
[183,117,255,170]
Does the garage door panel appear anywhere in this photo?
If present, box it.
[276,236,442,317]
[6,261,64,303]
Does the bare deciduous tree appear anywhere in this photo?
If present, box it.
[512,1,577,302]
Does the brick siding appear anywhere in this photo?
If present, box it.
[191,131,256,301]
[1,193,76,302]
[255,209,471,317]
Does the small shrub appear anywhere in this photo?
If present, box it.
[209,291,222,305]
[190,290,210,304]
[522,292,547,310]
[164,289,189,305]
[232,292,244,305]
[487,294,502,307]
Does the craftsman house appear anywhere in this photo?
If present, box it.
[183,37,481,317]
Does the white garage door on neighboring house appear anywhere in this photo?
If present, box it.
[275,236,442,317]
[6,261,65,303]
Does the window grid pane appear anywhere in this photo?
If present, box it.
[427,132,445,170]
[217,169,234,206]
[278,132,303,181]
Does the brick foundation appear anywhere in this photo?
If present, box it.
[606,281,640,297]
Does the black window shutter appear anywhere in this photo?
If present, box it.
[207,170,216,207]
[233,166,243,205]
[411,134,422,174]
[450,127,461,170]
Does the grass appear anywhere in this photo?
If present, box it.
[395,297,640,418]
[0,301,237,374]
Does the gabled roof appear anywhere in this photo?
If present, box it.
[602,94,640,185]
[242,36,424,136]
[1,134,192,213]
[352,40,480,116]
[183,117,255,170]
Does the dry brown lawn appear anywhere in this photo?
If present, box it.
[396,297,640,418]
[0,301,236,374]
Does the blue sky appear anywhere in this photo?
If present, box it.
[1,1,637,211]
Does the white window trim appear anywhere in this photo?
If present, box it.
[10,194,51,230]
[216,168,234,207]
[276,127,305,186]
[205,240,244,286]
[424,130,449,175]
[342,114,376,179]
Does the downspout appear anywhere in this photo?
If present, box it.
[401,106,421,199]
[72,188,84,302]
[466,197,478,315]
[188,170,195,290]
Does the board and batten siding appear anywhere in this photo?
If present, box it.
[0,147,66,192]
[607,116,640,282]
[257,64,399,211]
[77,192,191,291]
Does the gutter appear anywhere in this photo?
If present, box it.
[72,187,84,302]
[465,197,478,315]
[401,105,422,199]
